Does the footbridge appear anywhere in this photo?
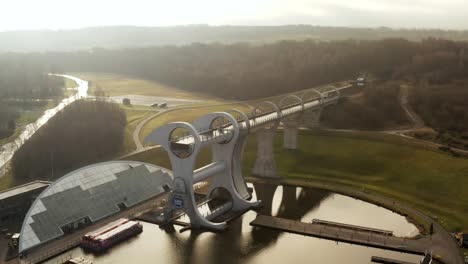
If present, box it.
[144,84,353,231]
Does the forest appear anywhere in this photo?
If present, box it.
[322,82,408,130]
[19,38,462,100]
[11,100,126,183]
[3,25,468,52]
[0,56,63,99]
[2,37,468,142]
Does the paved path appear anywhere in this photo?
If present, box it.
[246,177,464,264]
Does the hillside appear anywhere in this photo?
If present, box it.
[4,38,459,100]
[322,81,409,130]
[3,25,468,52]
[409,80,468,150]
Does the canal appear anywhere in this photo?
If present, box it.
[45,183,422,264]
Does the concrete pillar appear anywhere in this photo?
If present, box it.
[282,119,300,150]
[252,128,280,178]
[303,108,322,128]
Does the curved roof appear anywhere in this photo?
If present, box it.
[19,161,173,253]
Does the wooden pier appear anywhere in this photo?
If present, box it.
[312,219,394,236]
[250,215,430,255]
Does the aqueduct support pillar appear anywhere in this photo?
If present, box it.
[252,128,280,178]
[282,119,300,150]
[303,108,322,128]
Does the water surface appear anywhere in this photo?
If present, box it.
[46,183,421,264]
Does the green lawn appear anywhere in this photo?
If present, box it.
[273,131,468,231]
[127,129,468,231]
[72,72,217,100]
[118,107,157,154]
[64,77,78,89]
[63,76,78,97]
[139,103,251,143]
[0,172,14,191]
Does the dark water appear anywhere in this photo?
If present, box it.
[46,184,421,264]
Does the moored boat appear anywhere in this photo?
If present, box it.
[80,218,143,252]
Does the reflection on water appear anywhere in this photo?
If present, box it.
[261,184,419,237]
[46,184,421,264]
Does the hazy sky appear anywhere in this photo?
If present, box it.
[1,0,466,31]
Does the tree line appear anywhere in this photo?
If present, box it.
[11,38,463,100]
[4,25,468,52]
[47,39,414,99]
[0,104,17,139]
[322,82,407,130]
[11,100,126,183]
[409,79,468,150]
[0,57,64,139]
[2,37,467,133]
[0,56,63,99]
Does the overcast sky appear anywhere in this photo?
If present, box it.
[1,0,466,31]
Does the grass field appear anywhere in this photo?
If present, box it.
[273,131,468,231]
[73,73,347,101]
[0,172,14,191]
[127,129,468,231]
[119,107,157,154]
[139,103,251,143]
[64,77,78,89]
[73,72,218,100]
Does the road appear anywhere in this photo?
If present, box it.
[0,75,88,178]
